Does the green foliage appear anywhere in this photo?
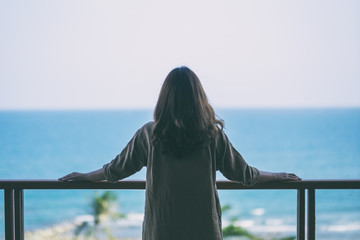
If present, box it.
[73,191,121,240]
[273,237,296,240]
[221,204,296,240]
[222,224,263,240]
[222,204,262,240]
[91,191,117,225]
[221,204,232,213]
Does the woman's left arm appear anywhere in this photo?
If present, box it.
[59,168,106,181]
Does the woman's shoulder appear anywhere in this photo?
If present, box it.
[212,126,230,147]
[127,122,154,147]
[142,121,154,131]
[135,121,154,138]
[214,126,226,138]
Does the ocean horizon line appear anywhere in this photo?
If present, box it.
[0,106,359,112]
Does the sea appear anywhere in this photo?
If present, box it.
[0,109,359,239]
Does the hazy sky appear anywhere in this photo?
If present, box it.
[0,0,359,110]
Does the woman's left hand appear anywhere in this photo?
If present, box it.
[58,172,89,181]
[274,172,302,181]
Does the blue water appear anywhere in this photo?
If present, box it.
[0,109,359,239]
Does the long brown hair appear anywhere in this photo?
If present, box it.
[152,66,224,157]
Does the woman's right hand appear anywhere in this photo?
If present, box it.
[58,172,89,181]
[59,168,106,182]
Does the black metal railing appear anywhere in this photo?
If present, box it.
[1,179,359,240]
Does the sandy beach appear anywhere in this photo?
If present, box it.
[24,213,143,240]
[22,214,360,240]
[22,213,298,240]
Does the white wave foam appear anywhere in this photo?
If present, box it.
[319,222,360,232]
[237,220,255,228]
[265,218,284,226]
[228,220,296,233]
[73,214,94,225]
[115,213,144,227]
[251,208,265,216]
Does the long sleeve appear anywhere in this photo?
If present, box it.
[215,130,260,186]
[103,123,150,182]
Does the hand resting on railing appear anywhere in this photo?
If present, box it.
[59,168,105,182]
[59,169,301,183]
[258,171,302,183]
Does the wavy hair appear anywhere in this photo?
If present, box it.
[152,66,224,157]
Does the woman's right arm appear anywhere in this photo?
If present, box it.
[257,171,301,183]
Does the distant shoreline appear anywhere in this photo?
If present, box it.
[17,213,360,240]
[0,107,360,112]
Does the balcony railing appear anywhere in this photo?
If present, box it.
[1,179,359,240]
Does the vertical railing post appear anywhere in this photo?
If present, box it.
[308,189,316,240]
[4,188,15,240]
[297,188,305,240]
[14,189,24,240]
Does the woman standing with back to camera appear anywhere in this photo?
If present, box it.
[60,66,301,240]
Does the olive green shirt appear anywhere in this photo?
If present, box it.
[103,122,259,240]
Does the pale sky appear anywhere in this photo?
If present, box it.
[0,0,359,110]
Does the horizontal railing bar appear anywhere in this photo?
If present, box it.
[0,179,358,240]
[0,180,359,190]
